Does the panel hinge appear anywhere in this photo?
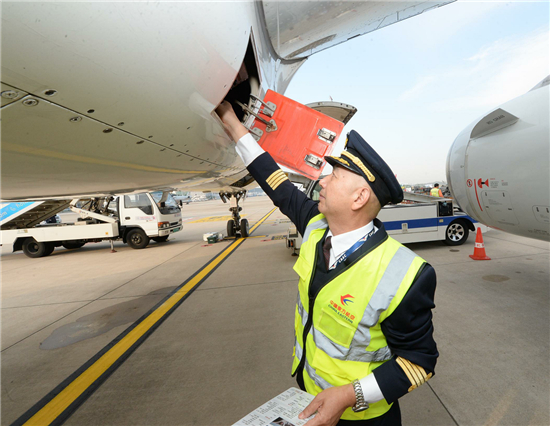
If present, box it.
[317,128,337,143]
[250,127,264,142]
[304,154,323,169]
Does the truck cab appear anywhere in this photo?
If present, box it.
[119,191,182,248]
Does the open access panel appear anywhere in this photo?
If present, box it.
[241,90,356,180]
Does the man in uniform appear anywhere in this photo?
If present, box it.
[216,101,438,426]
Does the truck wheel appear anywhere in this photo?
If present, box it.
[152,236,169,243]
[127,228,150,249]
[22,239,51,258]
[43,242,55,256]
[62,241,86,249]
[445,221,469,246]
[240,218,250,238]
[227,219,236,237]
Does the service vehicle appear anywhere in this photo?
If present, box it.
[286,178,488,254]
[0,191,182,258]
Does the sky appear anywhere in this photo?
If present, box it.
[284,0,549,185]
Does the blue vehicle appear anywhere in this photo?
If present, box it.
[286,180,488,254]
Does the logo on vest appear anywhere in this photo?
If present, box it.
[329,297,356,325]
[341,294,354,306]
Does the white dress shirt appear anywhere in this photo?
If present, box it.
[235,132,385,405]
[236,133,265,166]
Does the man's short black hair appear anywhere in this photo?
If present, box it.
[434,183,439,187]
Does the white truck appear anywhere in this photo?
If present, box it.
[286,177,488,254]
[0,191,182,258]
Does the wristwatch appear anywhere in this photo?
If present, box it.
[351,379,369,412]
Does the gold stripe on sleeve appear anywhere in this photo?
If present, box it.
[271,175,289,190]
[266,170,285,187]
[396,357,417,389]
[405,360,424,385]
[396,357,431,392]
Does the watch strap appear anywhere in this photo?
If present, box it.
[351,379,369,412]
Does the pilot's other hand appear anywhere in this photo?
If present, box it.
[299,384,356,426]
[216,101,248,141]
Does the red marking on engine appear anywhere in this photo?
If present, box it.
[474,178,483,211]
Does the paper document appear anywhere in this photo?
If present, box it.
[232,388,315,426]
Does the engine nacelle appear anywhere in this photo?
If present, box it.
[446,79,550,241]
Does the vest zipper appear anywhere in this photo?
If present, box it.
[292,243,322,378]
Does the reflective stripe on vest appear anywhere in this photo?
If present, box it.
[297,293,308,327]
[295,246,417,363]
[295,339,333,390]
[431,188,441,197]
[302,214,328,244]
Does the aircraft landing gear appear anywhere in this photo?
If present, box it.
[220,190,249,238]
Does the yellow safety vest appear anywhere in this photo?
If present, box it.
[430,188,441,197]
[291,214,425,421]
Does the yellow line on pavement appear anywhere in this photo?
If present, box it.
[22,207,278,426]
[188,214,247,224]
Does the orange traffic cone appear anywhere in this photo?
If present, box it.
[469,228,491,260]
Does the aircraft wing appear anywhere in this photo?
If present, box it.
[261,1,455,59]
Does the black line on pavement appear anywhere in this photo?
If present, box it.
[427,382,460,426]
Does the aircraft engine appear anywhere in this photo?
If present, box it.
[446,77,550,241]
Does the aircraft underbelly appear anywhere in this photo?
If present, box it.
[1,91,251,198]
[1,2,268,199]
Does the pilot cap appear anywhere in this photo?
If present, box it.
[325,130,403,206]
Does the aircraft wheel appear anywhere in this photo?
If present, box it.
[127,228,150,249]
[152,236,169,243]
[240,218,250,238]
[444,221,469,246]
[227,219,236,237]
[22,239,51,258]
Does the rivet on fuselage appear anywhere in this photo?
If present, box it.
[44,89,57,96]
[70,117,82,122]
[22,99,39,107]
[103,128,113,133]
[1,90,19,99]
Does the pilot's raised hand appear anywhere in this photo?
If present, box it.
[299,384,356,426]
[216,101,249,142]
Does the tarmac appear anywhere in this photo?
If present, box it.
[1,196,549,426]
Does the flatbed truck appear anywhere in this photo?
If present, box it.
[0,191,182,258]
